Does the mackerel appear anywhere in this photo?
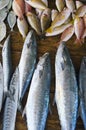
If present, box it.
[23,53,51,130]
[55,42,78,130]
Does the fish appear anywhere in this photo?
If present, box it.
[17,17,29,38]
[65,0,75,12]
[25,0,47,10]
[55,42,78,130]
[0,0,10,10]
[79,57,86,130]
[23,53,51,130]
[60,25,74,42]
[51,8,71,28]
[0,8,8,22]
[75,5,86,17]
[6,0,13,11]
[74,17,85,40]
[55,0,65,12]
[7,11,16,31]
[0,22,6,42]
[76,0,84,9]
[51,9,58,21]
[26,12,41,35]
[83,14,86,27]
[0,63,4,112]
[46,22,72,36]
[18,30,37,101]
[2,35,13,97]
[12,0,25,20]
[41,8,51,33]
[2,68,19,130]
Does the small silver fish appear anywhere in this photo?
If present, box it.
[2,68,19,130]
[55,0,65,12]
[26,12,41,35]
[2,35,13,97]
[0,8,8,22]
[7,11,16,31]
[46,22,72,36]
[41,8,51,33]
[0,63,4,112]
[23,53,51,130]
[17,17,29,39]
[65,0,75,12]
[51,8,71,28]
[0,0,10,10]
[79,57,86,130]
[19,30,37,100]
[76,5,86,17]
[0,21,6,42]
[55,42,78,130]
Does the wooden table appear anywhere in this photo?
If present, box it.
[0,0,86,130]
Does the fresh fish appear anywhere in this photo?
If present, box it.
[25,0,47,10]
[12,0,25,20]
[65,0,75,12]
[19,30,37,100]
[0,63,4,112]
[75,5,86,17]
[0,8,7,22]
[26,12,41,35]
[76,0,84,9]
[0,0,10,10]
[41,8,51,33]
[0,21,6,42]
[6,0,13,10]
[7,11,16,31]
[74,17,85,40]
[2,35,12,96]
[25,2,32,14]
[79,57,86,130]
[51,9,58,21]
[55,42,78,130]
[2,68,19,130]
[23,53,51,130]
[46,22,72,36]
[17,17,29,39]
[51,8,71,28]
[61,25,74,42]
[55,0,65,12]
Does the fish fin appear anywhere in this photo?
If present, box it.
[17,100,23,113]
[49,104,52,115]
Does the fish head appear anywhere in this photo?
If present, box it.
[55,42,71,71]
[23,30,37,53]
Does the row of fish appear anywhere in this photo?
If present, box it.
[0,30,86,130]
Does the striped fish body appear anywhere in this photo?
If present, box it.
[55,42,78,130]
[24,53,51,130]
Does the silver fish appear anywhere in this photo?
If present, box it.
[0,8,8,22]
[0,63,4,112]
[0,21,6,42]
[19,30,37,101]
[7,11,16,31]
[65,0,75,12]
[23,53,51,130]
[2,68,19,130]
[76,5,86,17]
[79,57,86,130]
[2,35,12,97]
[55,42,78,130]
[0,0,10,10]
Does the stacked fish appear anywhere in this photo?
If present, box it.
[1,30,51,130]
[12,0,86,43]
[0,0,16,42]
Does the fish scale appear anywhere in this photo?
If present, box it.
[2,68,19,130]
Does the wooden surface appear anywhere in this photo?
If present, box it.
[0,0,86,130]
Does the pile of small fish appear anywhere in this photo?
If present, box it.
[0,0,86,43]
[0,30,86,130]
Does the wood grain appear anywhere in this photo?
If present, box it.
[0,0,86,130]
